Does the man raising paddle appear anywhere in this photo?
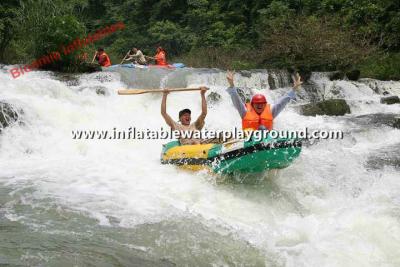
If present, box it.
[161,87,208,145]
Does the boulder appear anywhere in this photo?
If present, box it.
[350,113,400,129]
[328,71,345,81]
[268,74,276,90]
[79,62,102,73]
[394,117,400,129]
[0,102,19,131]
[346,69,360,81]
[300,99,350,116]
[380,95,400,105]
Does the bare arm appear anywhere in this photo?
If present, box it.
[161,90,175,129]
[195,87,208,129]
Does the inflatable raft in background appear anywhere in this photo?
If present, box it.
[161,136,302,174]
[107,63,185,69]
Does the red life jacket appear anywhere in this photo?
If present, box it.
[242,103,273,130]
[155,51,167,66]
[99,52,111,67]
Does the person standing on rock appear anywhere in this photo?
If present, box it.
[226,71,302,130]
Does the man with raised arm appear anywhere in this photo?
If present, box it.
[226,71,302,131]
[161,87,208,145]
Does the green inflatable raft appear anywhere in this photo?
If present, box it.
[161,135,302,174]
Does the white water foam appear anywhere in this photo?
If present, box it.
[1,68,400,266]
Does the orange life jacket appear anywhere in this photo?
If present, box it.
[99,52,111,67]
[155,51,167,66]
[242,103,273,130]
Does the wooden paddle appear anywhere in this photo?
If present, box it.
[118,87,207,95]
[91,51,97,64]
[120,50,130,64]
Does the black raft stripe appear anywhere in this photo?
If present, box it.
[161,140,302,166]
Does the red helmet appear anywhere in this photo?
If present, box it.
[251,94,267,104]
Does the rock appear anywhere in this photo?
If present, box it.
[266,70,292,90]
[328,71,345,81]
[287,67,312,82]
[346,69,360,81]
[268,74,276,90]
[350,113,400,129]
[358,78,400,96]
[300,99,351,116]
[94,86,108,96]
[394,117,400,129]
[238,70,251,78]
[207,92,221,104]
[79,62,102,73]
[53,73,80,86]
[237,87,252,103]
[380,95,400,105]
[0,102,19,131]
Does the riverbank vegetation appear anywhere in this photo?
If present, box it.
[1,0,399,80]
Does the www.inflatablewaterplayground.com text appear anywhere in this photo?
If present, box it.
[71,127,343,142]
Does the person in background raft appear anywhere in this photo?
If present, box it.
[226,70,303,131]
[125,47,147,65]
[161,87,216,145]
[95,48,111,67]
[147,46,168,66]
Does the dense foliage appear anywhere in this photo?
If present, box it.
[1,0,399,79]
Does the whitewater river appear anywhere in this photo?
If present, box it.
[0,66,399,266]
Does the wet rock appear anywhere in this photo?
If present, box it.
[237,87,252,103]
[288,67,311,82]
[79,62,102,73]
[268,74,276,90]
[94,86,108,96]
[53,73,80,86]
[328,71,345,81]
[238,70,251,78]
[266,70,292,90]
[350,113,400,129]
[0,102,19,131]
[346,69,360,81]
[394,117,400,129]
[207,92,221,104]
[358,78,400,96]
[300,99,350,116]
[380,95,400,105]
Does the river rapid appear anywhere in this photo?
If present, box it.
[0,65,399,266]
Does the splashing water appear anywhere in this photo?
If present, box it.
[0,66,400,266]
